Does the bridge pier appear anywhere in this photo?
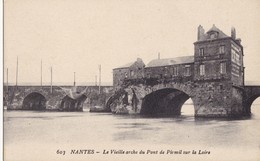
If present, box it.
[192,82,246,118]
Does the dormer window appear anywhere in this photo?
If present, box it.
[208,32,219,39]
[210,33,216,39]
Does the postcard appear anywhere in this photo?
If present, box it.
[3,0,260,161]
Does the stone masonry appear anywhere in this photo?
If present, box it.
[108,25,260,118]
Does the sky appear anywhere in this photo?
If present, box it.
[4,0,260,85]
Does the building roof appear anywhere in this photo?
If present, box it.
[197,24,229,42]
[114,58,145,69]
[117,62,135,69]
[206,24,229,39]
[146,56,194,67]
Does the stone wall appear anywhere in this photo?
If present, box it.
[192,81,232,117]
[145,63,194,80]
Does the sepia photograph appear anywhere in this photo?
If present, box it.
[3,0,260,160]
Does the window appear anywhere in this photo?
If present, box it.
[220,62,226,74]
[199,64,205,76]
[125,72,128,78]
[130,70,134,77]
[219,45,225,54]
[209,32,218,39]
[184,65,191,76]
[173,67,178,76]
[164,67,168,75]
[199,48,204,56]
[231,49,240,65]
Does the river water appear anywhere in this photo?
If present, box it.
[4,101,260,161]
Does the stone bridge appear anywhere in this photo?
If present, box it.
[106,78,260,118]
[4,85,113,111]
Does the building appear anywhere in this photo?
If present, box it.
[110,25,247,117]
[145,56,194,80]
[113,25,244,88]
[194,24,244,86]
[113,58,145,88]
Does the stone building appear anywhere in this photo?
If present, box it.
[111,25,247,117]
[145,56,194,81]
[114,25,244,88]
[192,24,245,116]
[194,24,244,85]
[113,58,145,89]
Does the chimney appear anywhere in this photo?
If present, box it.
[231,27,236,39]
[158,52,160,59]
[197,25,205,41]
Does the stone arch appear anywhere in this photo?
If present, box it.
[106,82,196,115]
[105,89,127,112]
[141,87,194,116]
[244,94,260,115]
[60,95,87,111]
[22,92,47,110]
[243,86,260,115]
[23,89,49,101]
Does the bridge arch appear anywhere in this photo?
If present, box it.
[141,88,194,116]
[106,82,196,115]
[243,86,260,115]
[60,94,87,111]
[105,89,127,111]
[22,92,47,110]
[244,94,260,114]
